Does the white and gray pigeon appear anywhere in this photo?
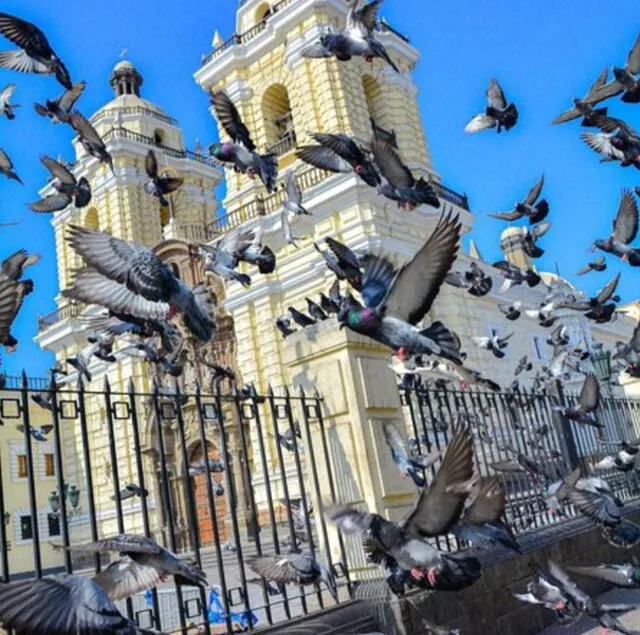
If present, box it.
[0,83,18,119]
[247,550,337,601]
[465,79,518,134]
[62,225,215,342]
[498,301,522,321]
[283,170,310,216]
[471,330,513,359]
[568,562,640,588]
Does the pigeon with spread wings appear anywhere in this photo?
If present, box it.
[593,190,640,266]
[591,30,640,105]
[337,211,462,364]
[29,155,91,213]
[552,67,610,126]
[34,81,85,124]
[144,150,183,207]
[465,79,518,134]
[0,12,72,89]
[0,83,18,120]
[68,112,114,172]
[488,175,548,223]
[210,90,277,193]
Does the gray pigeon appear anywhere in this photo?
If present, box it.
[552,67,610,126]
[554,374,601,427]
[514,355,532,376]
[568,562,640,588]
[62,225,215,342]
[275,315,296,338]
[0,574,157,635]
[314,236,363,288]
[575,256,607,276]
[0,147,21,183]
[283,170,310,215]
[68,112,114,172]
[471,331,513,359]
[210,91,277,192]
[489,175,548,223]
[0,83,18,119]
[144,150,183,207]
[0,272,32,351]
[465,79,518,134]
[34,81,86,124]
[593,190,640,267]
[188,458,225,476]
[16,423,53,442]
[247,551,337,601]
[2,249,40,280]
[0,12,72,89]
[522,220,551,258]
[337,210,462,365]
[111,483,148,502]
[590,30,640,105]
[30,156,91,213]
[497,301,522,321]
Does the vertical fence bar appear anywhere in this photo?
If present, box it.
[126,379,161,630]
[20,371,42,577]
[194,383,234,633]
[151,380,187,632]
[0,440,9,581]
[48,377,71,573]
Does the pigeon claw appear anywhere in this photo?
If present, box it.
[554,601,565,610]
[426,567,437,586]
[400,472,408,480]
[410,568,425,581]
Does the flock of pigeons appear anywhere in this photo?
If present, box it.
[0,2,636,634]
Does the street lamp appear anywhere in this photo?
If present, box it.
[591,343,612,383]
[49,484,81,517]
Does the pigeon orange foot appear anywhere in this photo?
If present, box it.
[410,568,425,581]
[427,567,437,586]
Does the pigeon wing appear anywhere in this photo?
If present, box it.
[465,113,496,133]
[568,565,635,588]
[596,272,620,304]
[0,13,50,52]
[0,275,21,343]
[211,91,255,151]
[488,210,522,221]
[58,81,86,112]
[92,556,166,601]
[626,30,640,75]
[0,148,15,172]
[382,210,461,324]
[578,374,600,413]
[0,83,14,104]
[285,170,302,205]
[524,174,544,207]
[353,0,382,32]
[613,190,639,245]
[41,155,76,186]
[405,426,474,537]
[581,132,625,159]
[64,534,161,555]
[568,489,621,525]
[312,132,368,165]
[296,145,353,173]
[461,476,507,525]
[248,553,315,584]
[530,220,551,241]
[585,67,610,100]
[382,421,409,464]
[370,139,414,189]
[145,150,159,179]
[0,49,49,74]
[487,78,507,110]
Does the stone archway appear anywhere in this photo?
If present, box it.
[190,441,228,544]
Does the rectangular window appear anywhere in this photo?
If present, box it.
[47,513,60,538]
[44,453,55,478]
[17,455,27,479]
[19,515,32,541]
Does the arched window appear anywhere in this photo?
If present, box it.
[363,75,397,148]
[83,207,99,231]
[255,3,271,23]
[262,84,295,156]
[153,129,165,146]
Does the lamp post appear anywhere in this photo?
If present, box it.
[48,484,81,517]
[591,343,612,384]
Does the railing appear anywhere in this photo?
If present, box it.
[201,0,408,66]
[92,105,178,127]
[265,130,297,157]
[431,181,470,210]
[1,375,49,390]
[37,303,82,333]
[370,118,397,149]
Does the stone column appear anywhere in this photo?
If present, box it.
[282,320,416,575]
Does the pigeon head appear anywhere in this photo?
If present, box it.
[612,66,629,83]
[593,238,610,252]
[210,142,233,161]
[343,307,381,334]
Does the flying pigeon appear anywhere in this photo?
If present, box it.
[514,355,533,376]
[0,12,72,89]
[144,150,183,207]
[301,0,398,72]
[382,421,440,487]
[525,301,560,328]
[68,112,114,172]
[489,175,549,223]
[576,256,607,276]
[612,320,640,369]
[497,301,522,321]
[582,125,640,170]
[471,330,513,359]
[337,211,462,364]
[29,155,91,213]
[314,237,363,289]
[2,249,40,280]
[0,83,18,119]
[568,562,640,588]
[297,132,380,187]
[283,170,310,216]
[63,225,216,342]
[493,260,541,293]
[0,273,33,352]
[370,139,440,210]
[554,374,601,427]
[326,426,473,583]
[446,262,492,297]
[591,30,640,105]
[594,441,639,473]
[210,91,277,192]
[111,483,148,502]
[189,458,225,477]
[552,67,610,126]
[465,79,518,134]
[0,148,21,184]
[593,190,640,266]
[247,551,337,601]
[16,423,53,442]
[522,220,551,258]
[34,81,86,124]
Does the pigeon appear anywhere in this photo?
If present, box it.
[34,80,86,124]
[0,148,21,183]
[315,237,363,288]
[576,256,607,276]
[612,321,640,367]
[370,139,440,210]
[320,287,340,314]
[280,207,300,247]
[591,30,640,105]
[111,483,148,502]
[0,575,155,635]
[297,133,380,187]
[275,315,296,338]
[552,67,611,126]
[31,390,53,411]
[560,273,621,323]
[188,458,225,476]
[0,12,72,89]
[16,423,53,442]
[471,330,513,359]
[498,301,522,321]
[118,339,184,377]
[493,260,541,292]
[301,0,398,72]
[29,155,91,213]
[283,170,310,216]
[143,150,183,207]
[306,297,328,321]
[0,83,18,119]
[68,112,114,172]
[549,560,640,634]
[66,343,100,382]
[62,225,216,342]
[543,467,585,514]
[489,175,549,223]
[525,301,560,328]
[594,441,639,472]
[337,211,462,364]
[514,355,533,376]
[326,426,473,583]
[446,262,492,297]
[210,91,277,192]
[490,445,548,482]
[55,534,207,600]
[465,79,518,134]
[288,306,316,328]
[2,249,40,280]
[85,331,118,363]
[0,273,33,352]
[199,360,235,385]
[593,190,640,266]
[582,126,640,170]
[277,423,303,453]
[522,221,551,258]
[554,374,601,427]
[247,551,337,601]
[546,324,569,347]
[382,421,440,487]
[569,562,640,588]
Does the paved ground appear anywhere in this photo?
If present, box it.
[538,588,640,634]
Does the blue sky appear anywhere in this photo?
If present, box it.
[0,0,638,377]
